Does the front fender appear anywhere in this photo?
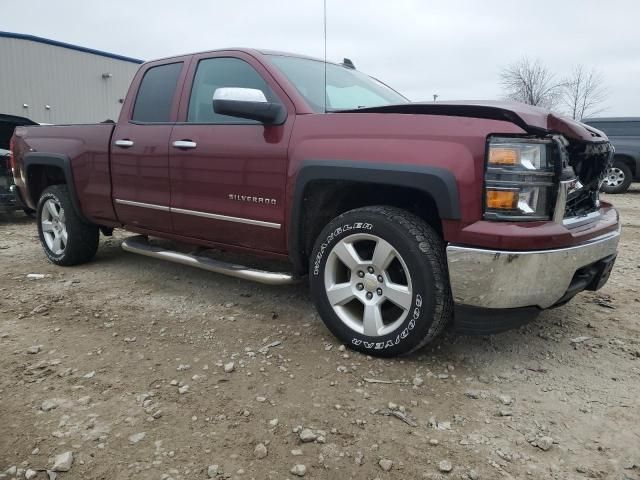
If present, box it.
[288,160,461,273]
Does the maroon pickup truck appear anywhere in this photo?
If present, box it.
[11,49,620,356]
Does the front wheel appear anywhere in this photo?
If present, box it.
[601,161,632,194]
[37,185,99,266]
[309,206,453,357]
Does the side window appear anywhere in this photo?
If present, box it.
[187,57,275,124]
[589,121,640,136]
[132,62,183,122]
[618,122,640,136]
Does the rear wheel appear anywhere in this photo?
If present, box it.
[37,185,99,266]
[309,206,452,357]
[601,161,632,194]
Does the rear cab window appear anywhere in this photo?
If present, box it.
[132,62,183,123]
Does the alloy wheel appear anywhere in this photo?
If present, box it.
[604,167,625,187]
[41,198,67,255]
[323,233,413,337]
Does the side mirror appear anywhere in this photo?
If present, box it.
[212,87,285,124]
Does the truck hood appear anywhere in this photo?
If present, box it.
[340,101,605,142]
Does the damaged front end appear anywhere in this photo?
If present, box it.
[554,136,614,222]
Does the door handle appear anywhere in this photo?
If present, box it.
[114,139,134,148]
[172,140,197,149]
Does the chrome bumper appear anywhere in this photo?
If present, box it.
[446,228,620,309]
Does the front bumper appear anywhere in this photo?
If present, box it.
[446,227,620,310]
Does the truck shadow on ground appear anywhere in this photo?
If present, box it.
[0,212,34,224]
[88,234,585,366]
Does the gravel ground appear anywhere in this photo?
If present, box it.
[1,189,639,480]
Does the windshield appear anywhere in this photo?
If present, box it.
[268,55,409,112]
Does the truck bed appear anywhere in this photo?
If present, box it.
[12,123,116,224]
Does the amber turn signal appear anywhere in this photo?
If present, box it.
[486,189,518,210]
[488,147,519,166]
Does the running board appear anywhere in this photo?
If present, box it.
[121,235,298,286]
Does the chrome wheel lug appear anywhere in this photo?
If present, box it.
[376,288,383,296]
[367,266,374,274]
[357,271,365,278]
[366,292,373,300]
[356,283,364,291]
[377,275,383,283]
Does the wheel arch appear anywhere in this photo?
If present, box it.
[288,160,461,275]
[23,153,88,223]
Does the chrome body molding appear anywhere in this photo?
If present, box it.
[114,199,280,229]
[115,198,170,211]
[171,207,280,229]
[446,227,620,309]
[121,235,296,285]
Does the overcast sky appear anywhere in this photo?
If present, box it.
[3,0,639,116]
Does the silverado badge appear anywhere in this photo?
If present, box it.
[229,194,277,206]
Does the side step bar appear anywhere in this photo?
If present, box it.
[121,235,298,286]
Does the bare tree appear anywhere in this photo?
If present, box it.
[500,57,564,109]
[562,66,607,120]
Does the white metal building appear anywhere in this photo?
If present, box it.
[0,32,143,124]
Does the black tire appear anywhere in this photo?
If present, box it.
[309,206,453,357]
[601,160,632,194]
[36,185,99,266]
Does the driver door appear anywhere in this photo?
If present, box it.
[168,52,295,253]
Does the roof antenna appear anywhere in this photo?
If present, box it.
[323,0,327,113]
[342,58,355,69]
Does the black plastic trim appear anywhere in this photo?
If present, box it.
[288,160,460,273]
[454,304,540,335]
[22,153,89,223]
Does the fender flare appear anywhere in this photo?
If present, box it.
[22,152,89,223]
[288,160,461,273]
[612,152,640,178]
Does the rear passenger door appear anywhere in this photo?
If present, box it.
[168,52,295,253]
[111,58,189,232]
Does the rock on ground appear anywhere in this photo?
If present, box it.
[51,451,73,472]
[439,460,453,472]
[535,436,554,451]
[299,428,317,443]
[290,464,307,476]
[128,432,146,444]
[207,464,220,477]
[254,442,268,459]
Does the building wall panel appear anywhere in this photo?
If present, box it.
[0,37,141,124]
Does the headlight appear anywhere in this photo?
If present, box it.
[484,137,556,221]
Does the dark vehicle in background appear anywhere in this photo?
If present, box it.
[583,117,640,194]
[1,114,38,214]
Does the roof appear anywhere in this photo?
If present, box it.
[0,31,143,64]
[145,47,348,67]
[583,117,640,122]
